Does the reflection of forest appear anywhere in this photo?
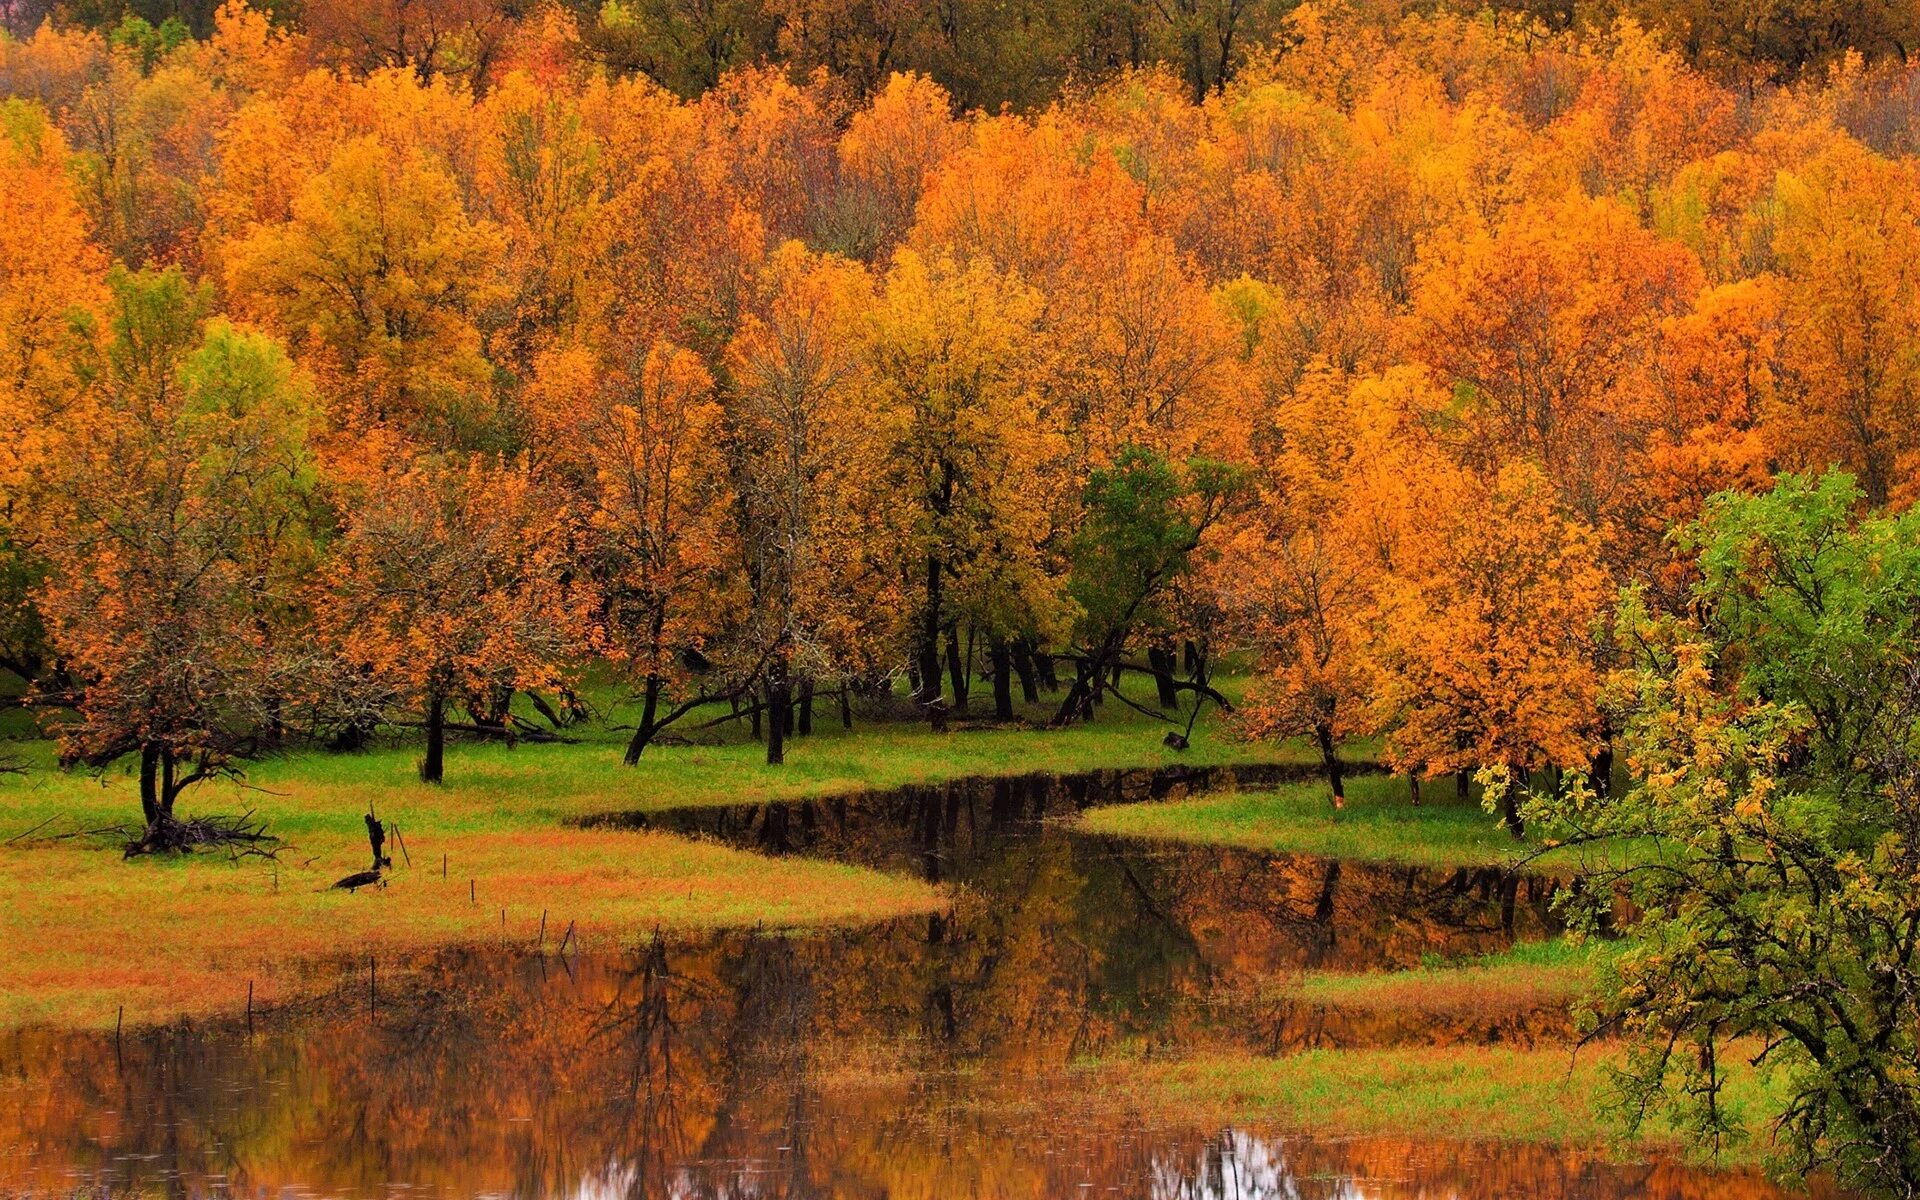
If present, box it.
[0,769,1789,1197]
[0,942,1803,1199]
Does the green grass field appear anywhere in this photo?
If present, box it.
[0,678,1303,1028]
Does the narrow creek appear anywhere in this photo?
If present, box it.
[0,764,1831,1198]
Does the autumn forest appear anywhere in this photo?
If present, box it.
[5,0,1920,1194]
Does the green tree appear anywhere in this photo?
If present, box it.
[1053,445,1241,726]
[1534,472,1920,1192]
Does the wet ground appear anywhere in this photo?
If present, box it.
[0,764,1825,1198]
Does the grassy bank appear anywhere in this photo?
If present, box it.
[1090,1043,1784,1163]
[1271,938,1608,1015]
[0,685,1294,1029]
[1078,771,1555,868]
[0,827,939,1029]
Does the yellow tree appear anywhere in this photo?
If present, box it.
[477,70,606,376]
[1362,458,1611,836]
[836,71,960,260]
[1769,142,1920,509]
[58,37,228,272]
[861,249,1055,720]
[226,134,507,449]
[727,242,892,753]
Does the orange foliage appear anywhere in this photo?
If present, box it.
[6,6,1920,796]
[1362,459,1611,815]
[320,456,584,780]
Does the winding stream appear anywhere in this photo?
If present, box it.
[0,764,1831,1198]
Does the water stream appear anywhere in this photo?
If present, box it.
[0,764,1830,1198]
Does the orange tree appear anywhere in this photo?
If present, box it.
[1361,457,1610,836]
[319,453,583,783]
[0,99,108,691]
[1227,369,1372,806]
[531,335,738,764]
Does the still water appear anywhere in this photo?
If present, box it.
[0,766,1819,1198]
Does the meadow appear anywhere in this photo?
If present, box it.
[0,681,1306,1028]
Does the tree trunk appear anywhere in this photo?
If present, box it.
[916,554,944,716]
[750,687,763,742]
[1148,644,1180,709]
[1502,764,1528,839]
[1408,774,1422,806]
[624,673,663,765]
[529,691,569,730]
[1185,637,1210,683]
[945,626,970,714]
[1456,770,1471,803]
[797,678,814,737]
[139,743,163,829]
[421,691,447,784]
[1052,662,1091,725]
[1036,651,1059,693]
[1011,639,1039,703]
[1052,648,1109,726]
[766,658,790,766]
[1314,721,1345,809]
[1590,740,1614,797]
[840,684,853,730]
[989,635,1014,722]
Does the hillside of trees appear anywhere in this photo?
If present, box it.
[3,0,1920,819]
[6,0,1920,106]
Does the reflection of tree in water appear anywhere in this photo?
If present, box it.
[0,935,1803,1200]
[594,934,695,1192]
[0,766,1684,1198]
[1143,1130,1817,1200]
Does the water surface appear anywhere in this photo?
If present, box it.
[0,764,1826,1198]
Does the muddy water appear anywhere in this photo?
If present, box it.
[0,765,1822,1198]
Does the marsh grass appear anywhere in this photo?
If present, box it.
[1271,938,1614,1015]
